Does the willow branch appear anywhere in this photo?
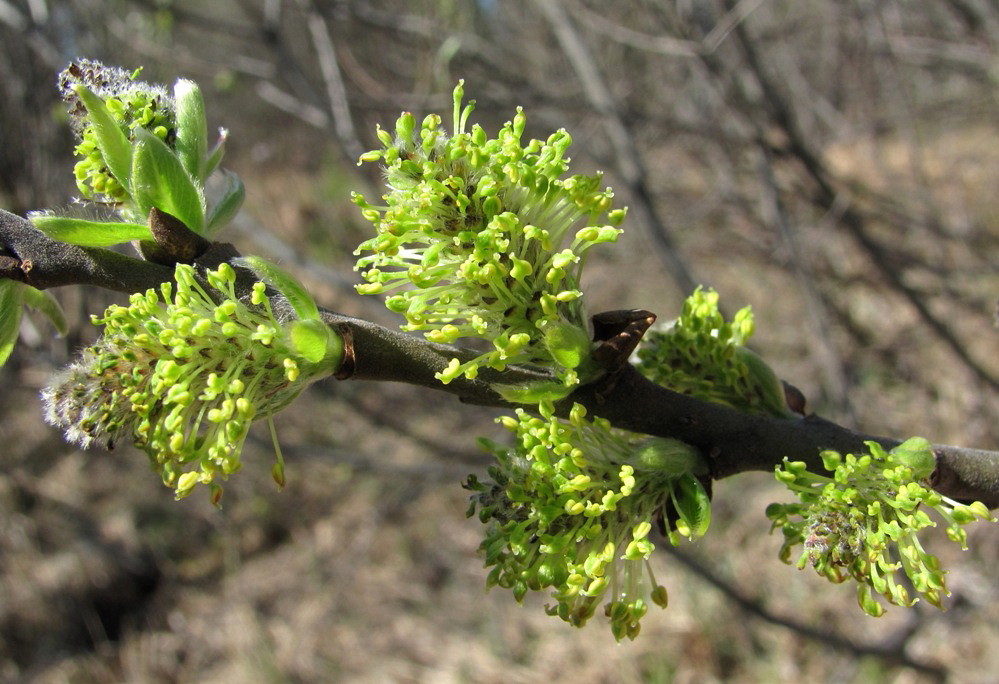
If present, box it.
[0,209,175,291]
[2,209,998,506]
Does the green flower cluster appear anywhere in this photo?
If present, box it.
[59,59,175,202]
[353,82,625,387]
[766,438,994,616]
[36,59,242,249]
[466,400,710,640]
[42,262,342,502]
[636,287,791,418]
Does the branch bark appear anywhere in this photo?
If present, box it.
[3,208,998,507]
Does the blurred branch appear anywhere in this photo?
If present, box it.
[253,79,330,128]
[346,0,514,77]
[663,546,946,681]
[0,0,60,68]
[944,0,988,34]
[574,0,764,58]
[573,6,699,58]
[128,0,262,41]
[721,3,999,394]
[535,0,698,295]
[295,0,364,161]
[877,34,995,73]
[0,1,27,31]
[4,208,998,507]
[699,0,767,54]
[754,145,853,420]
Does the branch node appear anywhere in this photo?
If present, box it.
[333,323,356,380]
[139,207,212,265]
[0,255,24,282]
[591,309,656,369]
[782,381,807,416]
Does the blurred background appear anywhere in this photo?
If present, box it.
[2,1,999,681]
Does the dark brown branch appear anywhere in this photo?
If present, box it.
[0,209,237,292]
[1,209,170,292]
[320,302,999,507]
[3,208,998,507]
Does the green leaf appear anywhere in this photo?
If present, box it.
[30,215,152,247]
[74,84,133,195]
[734,346,793,418]
[174,79,208,180]
[233,255,320,321]
[543,321,591,369]
[672,473,712,540]
[632,438,704,476]
[205,171,245,236]
[492,379,575,404]
[204,128,228,177]
[289,320,328,364]
[21,286,67,336]
[0,280,25,367]
[131,128,206,234]
[288,319,343,371]
[889,437,936,479]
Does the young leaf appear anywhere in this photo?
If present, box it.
[73,84,133,194]
[205,171,245,236]
[30,215,152,247]
[204,128,229,178]
[543,320,591,369]
[492,379,575,404]
[233,255,320,321]
[288,319,344,369]
[632,438,705,476]
[131,128,206,234]
[174,79,208,180]
[0,280,25,367]
[733,346,794,418]
[21,286,68,336]
[889,437,936,480]
[671,473,712,540]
